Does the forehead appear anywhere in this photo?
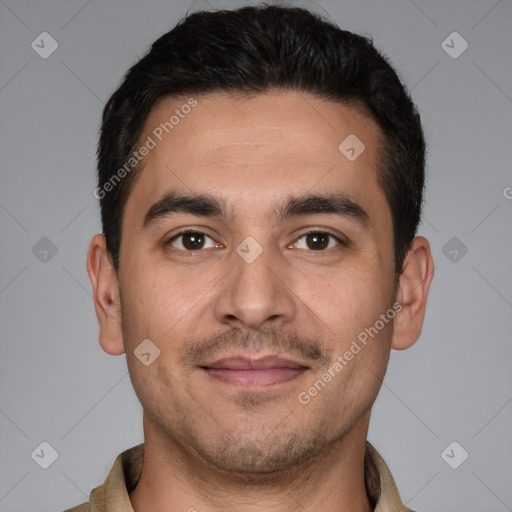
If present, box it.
[124,91,388,227]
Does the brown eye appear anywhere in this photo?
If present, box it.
[293,232,342,251]
[306,233,330,250]
[182,232,205,250]
[168,231,218,251]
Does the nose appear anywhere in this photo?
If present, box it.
[213,245,297,331]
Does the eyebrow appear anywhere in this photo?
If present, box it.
[276,193,370,229]
[141,192,226,230]
[141,191,371,231]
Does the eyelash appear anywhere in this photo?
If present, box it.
[165,229,346,252]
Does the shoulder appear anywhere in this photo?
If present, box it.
[62,503,90,512]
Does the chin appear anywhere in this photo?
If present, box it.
[189,424,332,478]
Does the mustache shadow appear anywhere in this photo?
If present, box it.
[180,327,331,369]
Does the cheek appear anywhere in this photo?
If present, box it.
[305,266,393,341]
[120,265,216,344]
[119,270,166,350]
[126,348,179,420]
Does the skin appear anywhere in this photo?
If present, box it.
[87,91,434,512]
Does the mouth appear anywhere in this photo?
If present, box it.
[200,355,309,388]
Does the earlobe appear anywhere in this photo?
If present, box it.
[391,236,434,351]
[86,234,125,355]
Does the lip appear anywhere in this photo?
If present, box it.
[204,355,307,370]
[201,355,309,388]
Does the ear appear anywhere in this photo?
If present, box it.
[391,236,434,351]
[86,234,125,355]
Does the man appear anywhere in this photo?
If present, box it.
[68,4,434,511]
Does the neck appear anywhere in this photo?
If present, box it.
[129,413,373,512]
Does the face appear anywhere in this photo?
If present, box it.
[115,91,398,473]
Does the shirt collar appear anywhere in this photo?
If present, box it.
[84,441,413,512]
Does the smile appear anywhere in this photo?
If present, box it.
[201,355,309,388]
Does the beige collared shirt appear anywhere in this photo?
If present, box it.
[63,441,414,512]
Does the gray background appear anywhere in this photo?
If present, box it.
[0,0,511,511]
